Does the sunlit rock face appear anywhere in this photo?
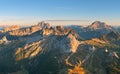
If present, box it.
[41,25,82,40]
[4,25,20,32]
[40,26,81,53]
[8,21,50,36]
[15,31,80,61]
[66,33,79,53]
[1,21,120,74]
[68,64,85,74]
[0,36,11,44]
[87,21,113,30]
[42,28,54,36]
[38,21,51,29]
[15,25,81,61]
[15,41,42,61]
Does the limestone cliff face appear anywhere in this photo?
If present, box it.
[40,26,81,53]
[0,36,10,44]
[4,25,20,32]
[9,22,50,36]
[87,21,113,30]
[41,26,81,40]
[66,34,79,53]
[9,27,32,36]
[15,30,80,60]
[15,41,42,61]
[42,28,53,36]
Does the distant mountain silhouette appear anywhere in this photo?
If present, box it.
[72,21,116,40]
[87,21,113,30]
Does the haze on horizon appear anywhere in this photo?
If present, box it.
[0,0,120,26]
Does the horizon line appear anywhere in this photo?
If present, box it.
[44,20,90,22]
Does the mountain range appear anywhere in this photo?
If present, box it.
[0,21,120,74]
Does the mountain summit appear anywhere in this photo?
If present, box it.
[87,21,113,30]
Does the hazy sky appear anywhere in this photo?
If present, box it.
[0,0,120,26]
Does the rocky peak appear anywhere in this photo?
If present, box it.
[37,21,50,29]
[41,32,80,53]
[9,21,51,36]
[0,36,10,44]
[0,36,7,42]
[66,33,80,53]
[87,21,113,30]
[4,25,20,32]
[15,33,80,60]
[41,26,81,40]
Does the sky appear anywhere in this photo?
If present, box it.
[0,0,120,26]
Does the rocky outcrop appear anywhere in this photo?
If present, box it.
[87,21,113,30]
[41,26,82,40]
[68,64,85,74]
[15,32,80,61]
[9,21,50,36]
[4,25,20,32]
[38,21,50,29]
[15,41,42,61]
[15,27,81,61]
[0,36,10,44]
[66,34,79,53]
